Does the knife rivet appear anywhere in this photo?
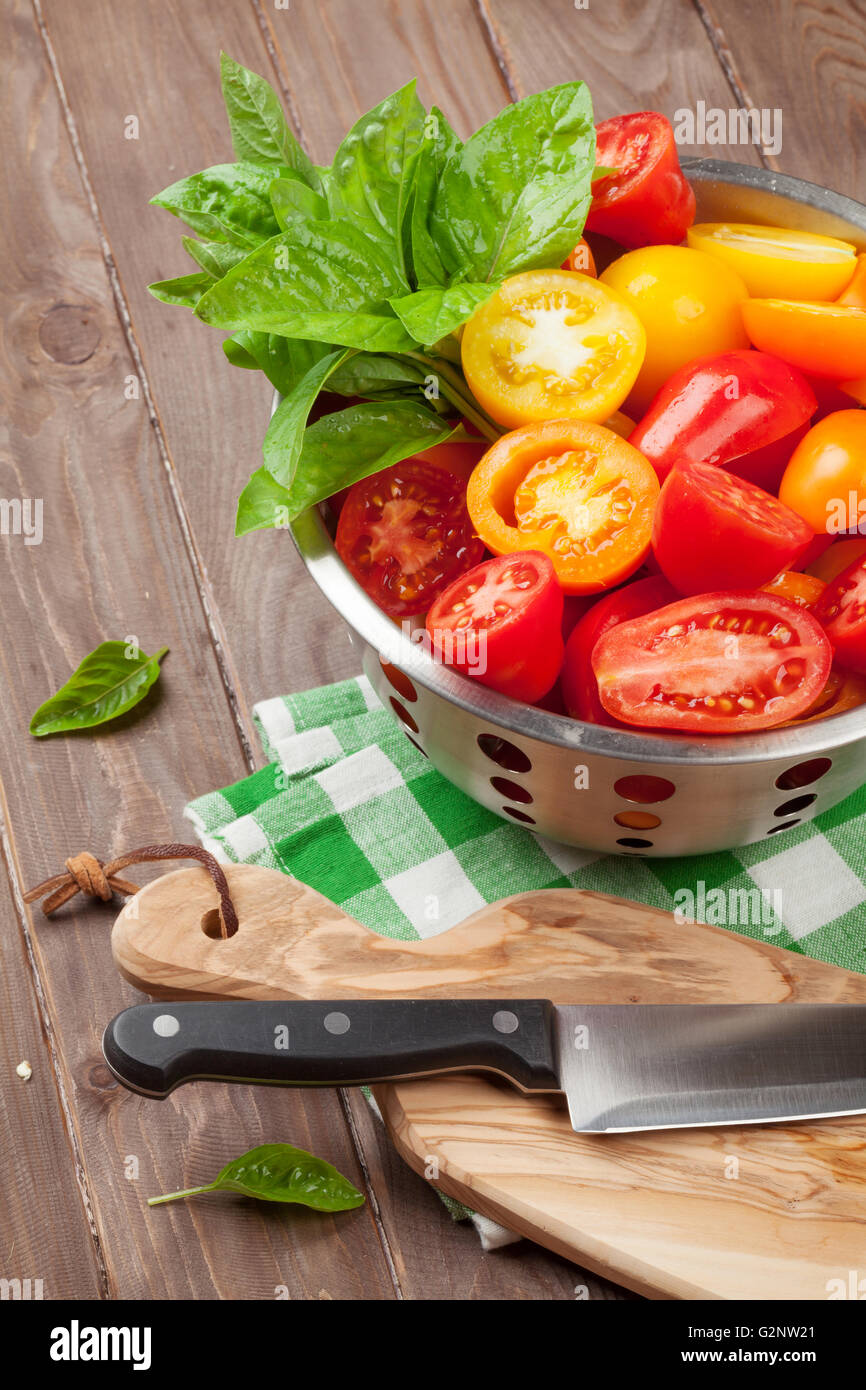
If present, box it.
[324,1011,351,1035]
[152,1014,180,1038]
[492,1010,519,1034]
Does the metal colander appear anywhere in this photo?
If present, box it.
[291,161,866,857]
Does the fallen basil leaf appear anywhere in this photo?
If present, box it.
[220,53,318,188]
[389,282,498,346]
[263,348,351,488]
[223,331,334,396]
[30,642,168,737]
[147,272,213,307]
[270,175,328,229]
[235,466,290,536]
[151,163,280,247]
[410,106,461,288]
[148,1142,365,1211]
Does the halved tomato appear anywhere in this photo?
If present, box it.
[335,460,483,617]
[467,421,659,594]
[592,592,832,733]
[783,667,866,725]
[741,300,866,380]
[561,574,677,723]
[762,571,826,610]
[687,223,857,300]
[426,551,563,703]
[813,555,866,674]
[461,269,645,430]
[651,459,813,595]
[587,112,696,247]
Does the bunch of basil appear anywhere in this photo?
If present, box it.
[149,55,599,536]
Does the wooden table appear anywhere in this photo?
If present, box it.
[2,0,864,1302]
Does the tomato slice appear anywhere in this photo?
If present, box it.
[813,555,866,674]
[426,551,564,703]
[651,459,813,596]
[762,571,826,610]
[741,300,866,380]
[335,460,483,618]
[592,592,832,733]
[460,269,646,430]
[467,421,659,594]
[686,224,857,300]
[562,575,677,723]
[587,113,696,247]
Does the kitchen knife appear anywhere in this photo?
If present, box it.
[102,999,866,1133]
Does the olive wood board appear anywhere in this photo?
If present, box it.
[111,865,866,1301]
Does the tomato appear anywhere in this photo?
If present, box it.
[586,113,696,248]
[413,439,487,484]
[335,460,483,618]
[813,555,866,674]
[628,349,816,485]
[686,224,857,300]
[762,571,826,609]
[467,421,659,594]
[600,246,749,414]
[564,239,597,276]
[838,254,866,308]
[426,551,563,703]
[562,575,677,723]
[783,667,866,725]
[604,410,636,438]
[741,300,866,380]
[794,532,834,572]
[808,536,866,584]
[461,269,645,430]
[592,591,832,733]
[652,459,813,595]
[725,423,811,494]
[779,411,866,535]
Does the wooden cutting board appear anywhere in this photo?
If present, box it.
[112,865,866,1300]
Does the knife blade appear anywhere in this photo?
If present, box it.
[102,999,866,1133]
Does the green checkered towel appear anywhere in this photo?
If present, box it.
[185,673,866,1246]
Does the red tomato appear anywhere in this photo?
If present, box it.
[592,592,832,732]
[335,460,483,618]
[426,551,563,703]
[813,555,866,674]
[628,350,816,485]
[562,575,678,723]
[795,533,834,572]
[587,112,696,247]
[725,423,811,493]
[651,460,813,595]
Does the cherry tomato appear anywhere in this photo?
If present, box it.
[592,591,832,733]
[426,551,563,703]
[564,239,597,275]
[335,460,483,618]
[783,666,866,725]
[808,536,866,584]
[741,300,866,380]
[413,440,487,484]
[461,269,645,430]
[687,223,857,300]
[467,421,659,594]
[586,113,696,248]
[600,246,749,414]
[779,411,866,535]
[652,459,813,595]
[762,571,826,609]
[813,555,866,674]
[628,349,816,485]
[561,575,677,724]
[794,533,834,572]
[837,254,866,308]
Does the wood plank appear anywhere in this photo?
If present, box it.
[4,0,393,1300]
[483,0,762,163]
[697,0,866,190]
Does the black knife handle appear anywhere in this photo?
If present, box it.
[102,999,560,1098]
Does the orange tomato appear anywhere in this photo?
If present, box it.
[838,255,866,309]
[741,300,866,380]
[762,571,826,609]
[779,411,866,534]
[808,536,866,584]
[783,667,866,725]
[564,239,597,276]
[466,421,659,594]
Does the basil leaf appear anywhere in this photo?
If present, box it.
[235,466,290,536]
[220,53,318,188]
[147,273,213,307]
[148,1142,364,1211]
[223,331,332,395]
[151,163,281,247]
[270,175,328,229]
[431,82,595,281]
[285,399,458,519]
[328,352,426,397]
[325,81,426,275]
[410,107,461,287]
[263,348,350,487]
[389,283,498,345]
[182,236,249,279]
[195,221,415,351]
[30,642,168,736]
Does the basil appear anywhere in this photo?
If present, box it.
[262,348,351,488]
[269,175,328,228]
[389,282,498,346]
[220,53,318,188]
[181,236,249,279]
[147,273,213,307]
[151,163,280,247]
[147,1142,364,1212]
[223,331,333,396]
[30,642,168,737]
[235,466,291,536]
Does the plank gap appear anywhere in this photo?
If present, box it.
[689,0,775,170]
[472,0,522,102]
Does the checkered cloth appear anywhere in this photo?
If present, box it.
[185,673,866,1245]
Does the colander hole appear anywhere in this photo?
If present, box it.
[613,811,661,830]
[406,734,428,758]
[775,758,832,791]
[490,777,533,804]
[477,734,532,773]
[380,659,418,702]
[613,775,675,804]
[502,806,536,824]
[767,819,801,834]
[616,837,654,849]
[774,794,817,817]
[389,697,419,733]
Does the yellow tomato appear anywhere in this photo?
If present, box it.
[686,223,857,300]
[461,269,645,430]
[600,246,749,414]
